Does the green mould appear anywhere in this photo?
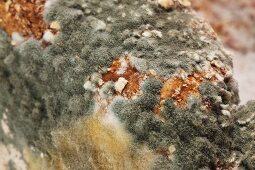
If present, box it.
[0,0,254,169]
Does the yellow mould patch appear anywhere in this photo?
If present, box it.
[51,115,155,170]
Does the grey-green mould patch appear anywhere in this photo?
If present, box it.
[0,0,254,169]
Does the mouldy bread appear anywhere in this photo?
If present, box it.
[0,0,255,169]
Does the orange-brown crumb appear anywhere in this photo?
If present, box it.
[0,0,46,39]
[102,57,145,99]
[102,59,122,82]
[103,57,225,114]
[122,72,144,98]
[160,73,205,107]
[153,104,162,115]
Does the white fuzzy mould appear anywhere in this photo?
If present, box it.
[102,96,127,128]
[11,32,25,46]
[121,12,126,18]
[83,81,97,92]
[206,51,217,61]
[195,65,202,72]
[237,112,255,125]
[179,71,188,80]
[152,30,163,38]
[215,96,222,103]
[1,113,13,139]
[40,152,44,158]
[193,53,201,62]
[221,110,231,117]
[142,31,152,38]
[90,73,103,83]
[0,144,27,170]
[43,30,55,43]
[99,81,114,99]
[220,104,229,110]
[102,109,122,129]
[114,77,128,93]
[90,19,106,31]
[116,58,128,75]
[142,30,163,38]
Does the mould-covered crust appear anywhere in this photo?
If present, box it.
[0,0,254,169]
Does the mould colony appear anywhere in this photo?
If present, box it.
[0,0,255,170]
[0,0,60,47]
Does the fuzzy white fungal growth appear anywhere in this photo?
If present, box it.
[142,31,153,38]
[221,110,231,117]
[152,30,163,38]
[0,144,27,170]
[83,81,97,92]
[11,32,24,46]
[237,112,255,125]
[117,58,128,75]
[193,53,201,62]
[103,109,122,129]
[91,73,103,85]
[168,145,176,159]
[1,113,13,139]
[43,30,55,43]
[90,19,106,31]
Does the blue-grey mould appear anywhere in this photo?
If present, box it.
[0,0,254,169]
